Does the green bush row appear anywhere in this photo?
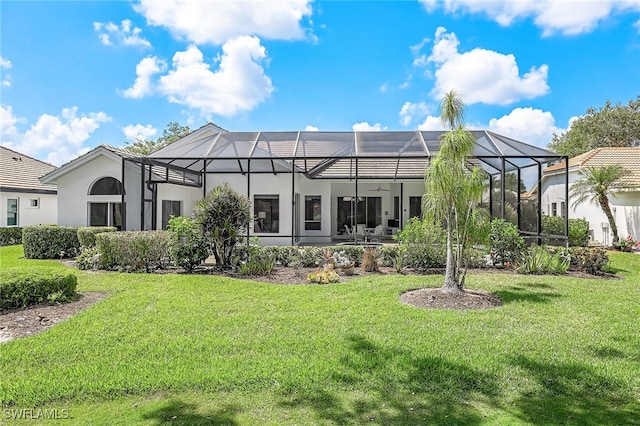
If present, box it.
[542,216,590,247]
[0,227,23,246]
[22,225,81,259]
[77,226,117,248]
[96,231,170,272]
[0,267,77,311]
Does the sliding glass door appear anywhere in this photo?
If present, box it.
[337,196,381,233]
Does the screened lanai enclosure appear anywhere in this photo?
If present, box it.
[121,124,569,246]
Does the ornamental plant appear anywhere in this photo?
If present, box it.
[167,216,208,273]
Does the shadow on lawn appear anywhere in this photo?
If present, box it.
[494,284,562,304]
[141,399,239,425]
[279,335,500,425]
[508,355,640,425]
[279,335,640,425]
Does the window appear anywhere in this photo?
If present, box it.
[304,196,321,231]
[552,202,557,217]
[89,202,123,229]
[254,195,279,233]
[162,200,182,230]
[89,177,124,195]
[7,199,18,226]
[28,198,39,208]
[409,196,422,219]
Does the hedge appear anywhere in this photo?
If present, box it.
[77,226,117,248]
[96,231,170,272]
[0,227,23,246]
[22,225,80,259]
[542,216,590,247]
[0,267,77,311]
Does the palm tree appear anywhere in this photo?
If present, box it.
[423,90,485,293]
[570,165,625,243]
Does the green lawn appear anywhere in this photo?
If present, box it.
[1,245,639,425]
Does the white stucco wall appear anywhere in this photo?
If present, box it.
[0,191,57,227]
[542,171,640,245]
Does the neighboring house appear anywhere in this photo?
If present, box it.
[0,146,57,227]
[42,123,565,245]
[541,147,640,245]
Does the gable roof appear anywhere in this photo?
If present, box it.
[39,144,139,184]
[0,146,57,193]
[544,147,640,187]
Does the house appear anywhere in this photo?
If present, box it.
[541,147,640,245]
[0,146,57,227]
[41,123,566,245]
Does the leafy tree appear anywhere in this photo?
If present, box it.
[549,97,640,158]
[570,165,625,243]
[125,121,191,155]
[194,183,251,269]
[422,90,487,293]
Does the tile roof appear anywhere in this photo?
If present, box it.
[544,147,640,187]
[0,146,57,193]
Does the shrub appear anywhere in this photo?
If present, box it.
[0,227,23,246]
[569,247,609,275]
[330,245,364,266]
[236,242,276,276]
[395,218,447,270]
[489,219,525,266]
[76,246,102,270]
[516,245,569,275]
[23,225,80,259]
[542,216,590,247]
[262,246,299,267]
[378,245,399,267]
[0,267,77,311]
[307,269,340,284]
[77,226,117,248]
[295,246,325,268]
[194,183,251,269]
[167,216,208,273]
[362,247,380,272]
[96,231,170,272]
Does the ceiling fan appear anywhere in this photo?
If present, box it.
[368,185,390,192]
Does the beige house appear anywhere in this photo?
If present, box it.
[541,147,640,245]
[0,146,57,227]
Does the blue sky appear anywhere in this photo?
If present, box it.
[1,0,639,165]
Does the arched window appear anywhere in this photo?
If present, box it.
[89,177,124,195]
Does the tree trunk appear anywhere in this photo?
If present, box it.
[599,195,618,243]
[442,226,462,293]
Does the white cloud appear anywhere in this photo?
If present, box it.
[156,37,274,117]
[424,27,549,105]
[0,105,111,165]
[419,0,640,36]
[122,123,158,141]
[488,107,563,147]
[399,101,430,126]
[1,56,12,87]
[121,56,166,99]
[304,125,319,131]
[352,121,387,131]
[134,0,313,44]
[94,20,151,48]
[418,115,445,131]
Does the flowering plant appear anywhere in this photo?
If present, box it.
[618,236,640,250]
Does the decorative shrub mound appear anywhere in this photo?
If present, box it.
[0,267,77,311]
[394,218,447,270]
[22,225,80,259]
[489,219,525,266]
[569,247,609,275]
[96,231,170,272]
[0,227,23,246]
[77,226,117,249]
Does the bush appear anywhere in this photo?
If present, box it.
[307,269,340,284]
[0,227,23,246]
[295,246,325,268]
[76,246,102,270]
[489,219,525,266]
[236,241,276,276]
[77,226,117,248]
[378,245,399,267]
[542,216,590,247]
[194,183,252,269]
[23,225,80,259]
[569,247,609,275]
[395,218,447,270]
[330,245,364,266]
[167,216,208,273]
[516,245,570,275]
[96,231,170,272]
[0,267,77,311]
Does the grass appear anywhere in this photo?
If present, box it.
[0,245,639,425]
